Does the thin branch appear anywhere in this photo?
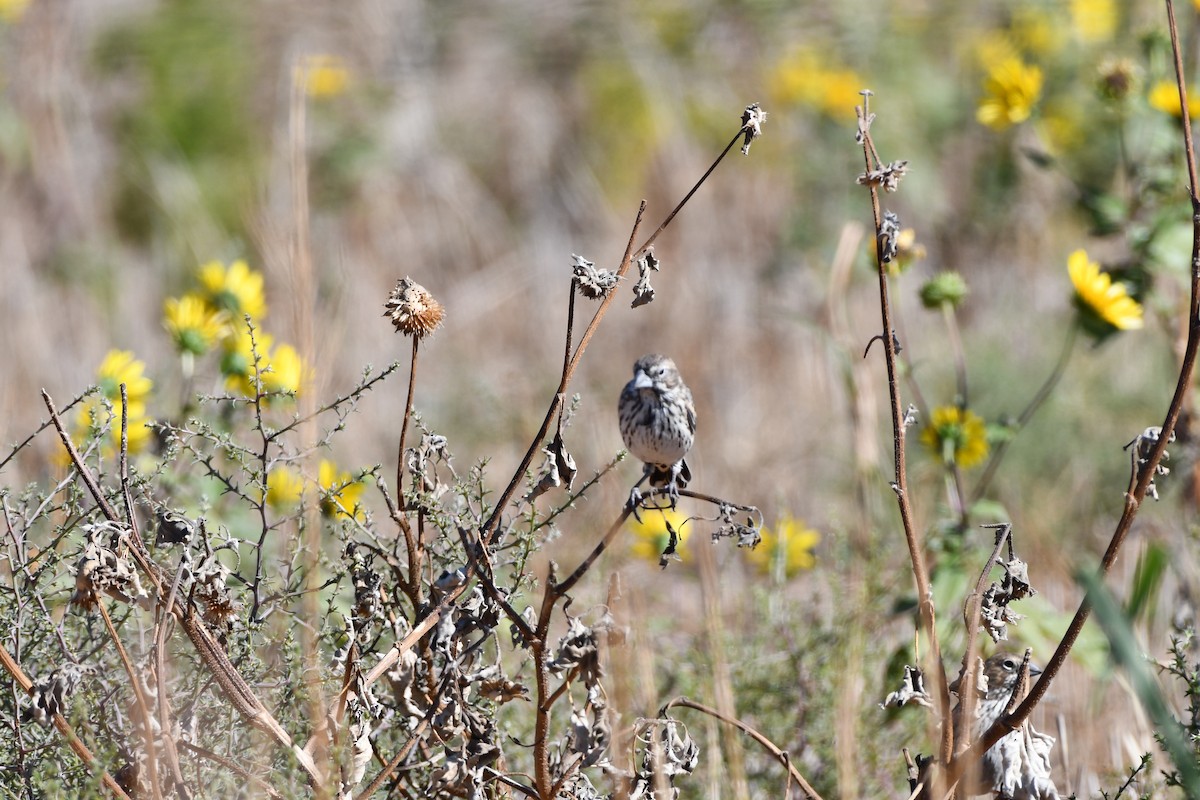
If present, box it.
[856,97,952,763]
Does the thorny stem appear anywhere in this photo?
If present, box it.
[856,96,952,764]
[41,390,326,789]
[660,697,824,800]
[0,641,133,800]
[969,322,1078,508]
[956,0,1200,778]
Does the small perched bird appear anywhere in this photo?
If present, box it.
[955,652,1060,800]
[618,354,696,499]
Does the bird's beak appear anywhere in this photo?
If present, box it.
[632,369,653,390]
[1028,663,1043,677]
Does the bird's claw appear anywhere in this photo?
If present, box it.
[627,486,645,522]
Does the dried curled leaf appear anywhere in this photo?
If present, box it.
[981,557,1036,643]
[71,522,148,611]
[740,102,767,155]
[572,254,618,300]
[857,159,909,192]
[527,431,578,502]
[882,665,933,709]
[631,250,659,308]
[24,664,92,727]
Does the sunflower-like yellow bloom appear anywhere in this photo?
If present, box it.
[261,344,307,396]
[627,507,692,563]
[746,515,819,578]
[164,294,229,355]
[921,406,989,469]
[70,350,154,457]
[1068,249,1143,333]
[977,57,1043,131]
[197,259,267,321]
[1148,80,1200,118]
[266,466,305,510]
[319,460,364,520]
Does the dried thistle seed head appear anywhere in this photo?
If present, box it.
[1098,57,1138,101]
[384,277,445,339]
[571,254,618,300]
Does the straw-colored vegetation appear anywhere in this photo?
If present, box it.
[2,1,1200,798]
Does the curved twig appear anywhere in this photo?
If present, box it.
[659,696,824,800]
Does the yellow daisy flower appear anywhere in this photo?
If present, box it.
[1148,80,1200,118]
[299,54,350,99]
[69,350,155,458]
[627,507,692,563]
[1068,249,1143,334]
[977,57,1043,131]
[197,259,267,321]
[319,460,365,520]
[164,294,229,355]
[921,406,989,469]
[746,515,819,579]
[220,328,273,396]
[266,466,305,511]
[261,343,308,397]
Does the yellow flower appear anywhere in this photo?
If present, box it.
[921,406,989,469]
[95,350,153,407]
[768,48,864,121]
[197,259,267,321]
[68,350,155,458]
[299,54,350,99]
[266,466,305,510]
[627,507,692,563]
[319,460,364,520]
[1010,8,1066,56]
[1070,0,1116,43]
[746,515,819,579]
[164,294,229,355]
[1068,249,1143,333]
[261,343,308,397]
[220,327,272,396]
[1148,80,1200,118]
[977,57,1043,130]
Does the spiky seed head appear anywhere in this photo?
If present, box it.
[384,277,445,339]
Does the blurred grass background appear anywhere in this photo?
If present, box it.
[1,0,1198,795]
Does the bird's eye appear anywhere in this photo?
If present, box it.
[1003,658,1017,671]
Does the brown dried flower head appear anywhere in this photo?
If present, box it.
[384,277,445,339]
